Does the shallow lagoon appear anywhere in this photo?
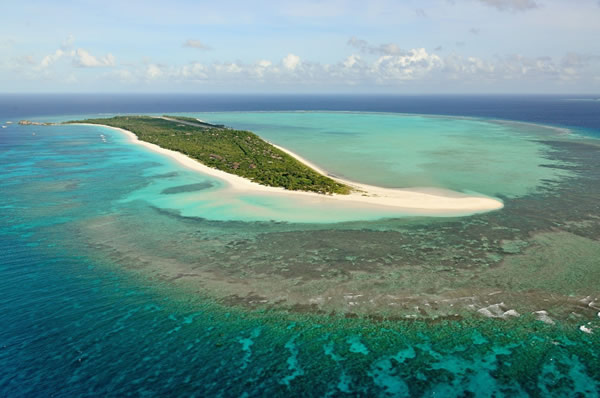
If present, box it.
[194,112,574,197]
[110,112,575,223]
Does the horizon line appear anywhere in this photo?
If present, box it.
[1,92,599,97]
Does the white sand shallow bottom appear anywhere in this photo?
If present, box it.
[80,123,504,217]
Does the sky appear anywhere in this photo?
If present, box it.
[1,0,599,94]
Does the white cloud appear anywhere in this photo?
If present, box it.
[179,63,208,80]
[253,60,274,79]
[39,35,73,68]
[73,49,115,67]
[372,48,443,81]
[443,54,496,80]
[343,54,361,68]
[215,63,242,74]
[36,38,115,70]
[146,64,163,79]
[183,39,211,50]
[40,49,65,68]
[7,35,599,92]
[257,60,272,68]
[440,52,599,83]
[122,47,597,91]
[282,54,301,70]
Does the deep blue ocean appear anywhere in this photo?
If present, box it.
[2,94,599,135]
[1,95,599,397]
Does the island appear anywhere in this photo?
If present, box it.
[59,115,504,215]
[19,120,55,126]
[67,115,351,195]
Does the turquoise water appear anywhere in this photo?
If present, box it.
[193,112,574,198]
[1,113,600,396]
[35,112,576,224]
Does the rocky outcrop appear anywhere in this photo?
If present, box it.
[18,120,53,126]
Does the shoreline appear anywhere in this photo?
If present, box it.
[76,123,504,216]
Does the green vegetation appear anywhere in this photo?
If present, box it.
[162,115,203,124]
[160,115,225,128]
[68,116,351,194]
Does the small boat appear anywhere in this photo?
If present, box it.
[1,126,6,129]
[5,121,12,124]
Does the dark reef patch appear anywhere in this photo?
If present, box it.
[161,182,214,194]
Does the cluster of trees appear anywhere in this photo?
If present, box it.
[70,116,351,195]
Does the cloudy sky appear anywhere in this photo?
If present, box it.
[1,0,599,93]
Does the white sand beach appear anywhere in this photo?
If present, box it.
[78,123,504,215]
